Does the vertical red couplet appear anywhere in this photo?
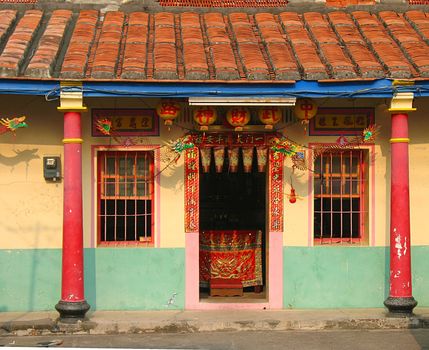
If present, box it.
[61,111,85,302]
[389,112,412,298]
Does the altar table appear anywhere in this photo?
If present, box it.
[199,230,263,288]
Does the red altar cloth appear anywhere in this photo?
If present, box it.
[199,230,262,288]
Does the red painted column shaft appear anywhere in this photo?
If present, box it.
[61,111,84,302]
[389,113,412,298]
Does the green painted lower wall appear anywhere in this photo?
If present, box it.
[0,249,61,312]
[0,248,185,311]
[85,248,185,311]
[283,246,429,308]
[1,246,428,311]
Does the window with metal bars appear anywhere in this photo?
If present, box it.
[313,149,368,244]
[97,151,154,245]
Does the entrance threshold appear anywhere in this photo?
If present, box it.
[200,290,267,303]
[194,301,271,310]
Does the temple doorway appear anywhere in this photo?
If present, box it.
[198,146,267,301]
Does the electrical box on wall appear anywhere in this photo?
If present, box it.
[43,156,61,182]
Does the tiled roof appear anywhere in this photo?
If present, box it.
[156,0,288,7]
[0,9,428,82]
[326,0,375,6]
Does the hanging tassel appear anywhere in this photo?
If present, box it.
[288,187,297,204]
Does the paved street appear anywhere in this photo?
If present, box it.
[1,330,429,350]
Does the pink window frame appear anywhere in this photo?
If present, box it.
[91,145,161,248]
[308,143,376,247]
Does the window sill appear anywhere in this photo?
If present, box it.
[314,238,367,246]
[97,241,154,248]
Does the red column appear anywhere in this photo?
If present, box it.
[384,112,417,315]
[55,111,90,321]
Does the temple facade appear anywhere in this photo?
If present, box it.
[0,1,428,320]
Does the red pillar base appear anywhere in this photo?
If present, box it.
[384,296,417,316]
[55,300,90,323]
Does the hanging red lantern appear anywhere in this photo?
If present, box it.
[156,101,181,126]
[226,107,251,131]
[288,187,297,204]
[258,107,282,130]
[193,106,217,130]
[294,98,318,126]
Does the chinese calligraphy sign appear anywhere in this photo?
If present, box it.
[309,108,374,136]
[92,109,159,137]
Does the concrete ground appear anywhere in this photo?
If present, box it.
[1,330,429,349]
[0,308,429,336]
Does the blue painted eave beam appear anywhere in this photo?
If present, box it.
[1,79,429,98]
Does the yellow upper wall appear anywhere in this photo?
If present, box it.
[0,96,63,249]
[0,95,428,249]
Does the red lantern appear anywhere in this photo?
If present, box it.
[226,107,251,130]
[193,106,217,130]
[294,98,318,125]
[258,107,282,129]
[156,101,180,126]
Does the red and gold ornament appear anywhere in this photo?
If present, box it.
[288,187,297,204]
[0,116,27,135]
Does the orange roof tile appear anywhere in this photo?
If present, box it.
[0,9,425,82]
[0,10,42,77]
